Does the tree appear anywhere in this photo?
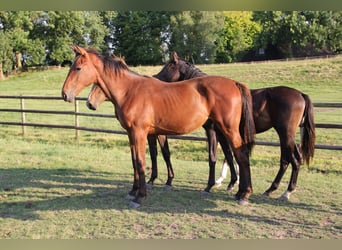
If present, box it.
[215,11,261,63]
[301,11,342,54]
[0,11,46,70]
[83,11,109,50]
[0,30,13,80]
[253,11,342,58]
[99,11,117,51]
[40,11,108,65]
[169,11,224,64]
[110,11,171,65]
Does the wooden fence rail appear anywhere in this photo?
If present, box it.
[0,95,341,150]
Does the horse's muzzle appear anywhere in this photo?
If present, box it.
[61,91,74,102]
[86,101,97,110]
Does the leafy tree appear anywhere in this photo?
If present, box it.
[110,11,171,65]
[301,11,342,54]
[0,11,46,70]
[83,11,109,50]
[43,11,85,65]
[0,30,13,80]
[215,11,261,63]
[99,11,117,51]
[39,11,108,65]
[169,11,224,64]
[253,11,342,58]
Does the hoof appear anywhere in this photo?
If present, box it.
[125,194,135,201]
[164,185,173,191]
[226,185,234,192]
[278,194,290,201]
[128,201,141,209]
[279,195,289,201]
[146,183,153,190]
[200,190,210,198]
[263,191,271,197]
[215,178,224,187]
[279,191,292,201]
[234,193,241,201]
[237,198,249,206]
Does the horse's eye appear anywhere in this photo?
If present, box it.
[76,67,81,71]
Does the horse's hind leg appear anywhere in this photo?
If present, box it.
[263,156,289,196]
[157,135,174,190]
[264,132,299,199]
[223,130,252,204]
[216,128,239,191]
[146,135,158,188]
[280,143,301,201]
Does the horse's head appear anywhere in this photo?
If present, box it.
[154,52,183,82]
[154,51,204,82]
[61,45,100,102]
[85,54,126,110]
[86,84,107,110]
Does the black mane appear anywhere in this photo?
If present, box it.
[178,59,207,80]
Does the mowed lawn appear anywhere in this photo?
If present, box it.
[0,56,341,239]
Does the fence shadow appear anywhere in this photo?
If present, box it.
[0,167,132,220]
[1,166,340,228]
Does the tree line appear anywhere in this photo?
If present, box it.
[0,11,341,80]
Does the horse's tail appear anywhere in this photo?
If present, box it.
[300,93,316,165]
[236,82,256,154]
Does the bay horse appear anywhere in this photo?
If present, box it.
[155,51,316,200]
[87,56,239,195]
[61,45,255,208]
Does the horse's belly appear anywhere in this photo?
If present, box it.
[254,115,272,133]
[153,113,208,135]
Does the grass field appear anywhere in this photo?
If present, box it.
[0,56,341,239]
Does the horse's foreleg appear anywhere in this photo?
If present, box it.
[127,131,148,208]
[203,121,218,194]
[127,143,140,200]
[147,135,158,188]
[157,135,174,189]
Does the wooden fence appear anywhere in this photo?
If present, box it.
[0,95,341,150]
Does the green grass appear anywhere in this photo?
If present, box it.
[0,56,341,239]
[0,130,341,239]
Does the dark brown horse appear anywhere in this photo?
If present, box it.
[155,52,316,200]
[61,46,255,208]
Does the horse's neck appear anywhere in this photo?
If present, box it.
[99,71,137,108]
[183,63,206,79]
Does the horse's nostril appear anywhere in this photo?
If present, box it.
[62,92,67,101]
[86,101,96,110]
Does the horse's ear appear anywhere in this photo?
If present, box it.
[171,51,179,64]
[71,45,86,56]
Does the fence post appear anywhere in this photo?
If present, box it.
[75,99,80,138]
[20,95,26,135]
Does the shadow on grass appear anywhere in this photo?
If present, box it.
[0,166,340,229]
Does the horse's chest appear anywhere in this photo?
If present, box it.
[116,101,152,129]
